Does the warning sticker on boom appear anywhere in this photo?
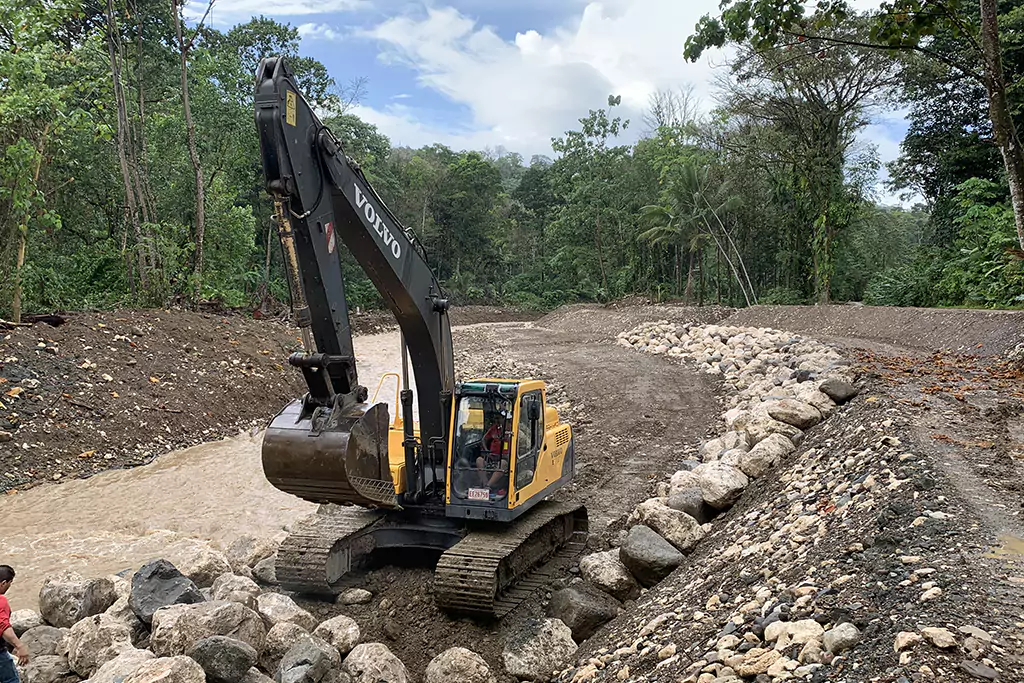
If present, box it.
[325,221,336,254]
[285,91,296,126]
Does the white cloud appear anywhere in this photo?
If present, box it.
[184,0,366,22]
[355,1,723,155]
[347,0,912,203]
[297,22,340,40]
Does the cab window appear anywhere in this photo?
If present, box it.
[515,390,543,490]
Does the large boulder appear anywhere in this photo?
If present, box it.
[767,399,822,430]
[629,499,705,553]
[21,626,69,658]
[129,560,204,626]
[122,657,206,683]
[312,616,360,657]
[11,610,44,636]
[150,600,267,658]
[793,382,836,418]
[275,635,339,683]
[256,594,316,632]
[340,643,408,683]
[241,668,274,683]
[259,623,309,674]
[188,636,258,683]
[667,470,700,496]
[424,648,494,683]
[252,557,277,587]
[694,462,749,509]
[741,413,801,445]
[20,655,80,683]
[738,432,796,479]
[39,572,118,628]
[335,589,372,607]
[546,584,620,642]
[578,551,639,602]
[720,430,750,453]
[66,614,133,677]
[211,575,261,611]
[818,378,858,404]
[104,597,149,647]
[502,619,577,682]
[224,537,279,574]
[618,525,683,587]
[178,549,233,590]
[88,648,156,683]
[665,488,711,524]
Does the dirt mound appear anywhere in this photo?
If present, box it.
[0,308,304,492]
[724,304,1024,357]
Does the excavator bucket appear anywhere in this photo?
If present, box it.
[261,400,401,509]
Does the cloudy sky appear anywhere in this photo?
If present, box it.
[190,0,911,203]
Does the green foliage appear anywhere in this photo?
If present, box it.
[759,287,808,305]
[2,0,1021,321]
[864,250,947,306]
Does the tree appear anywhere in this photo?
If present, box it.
[642,85,701,136]
[684,0,1024,251]
[171,0,210,306]
[0,0,95,321]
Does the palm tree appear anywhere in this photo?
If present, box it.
[639,161,757,306]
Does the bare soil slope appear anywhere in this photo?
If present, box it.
[725,304,1024,357]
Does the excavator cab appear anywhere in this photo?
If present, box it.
[445,380,575,521]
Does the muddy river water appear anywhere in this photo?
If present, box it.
[0,330,418,612]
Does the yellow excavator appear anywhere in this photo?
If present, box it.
[254,57,587,618]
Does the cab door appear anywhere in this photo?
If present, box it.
[510,388,543,504]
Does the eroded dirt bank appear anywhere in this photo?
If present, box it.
[0,305,533,493]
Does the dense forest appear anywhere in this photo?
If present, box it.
[2,0,1024,321]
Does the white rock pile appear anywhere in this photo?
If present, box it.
[14,537,496,683]
[543,322,861,656]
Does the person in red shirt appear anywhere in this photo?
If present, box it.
[0,565,29,683]
[476,413,510,492]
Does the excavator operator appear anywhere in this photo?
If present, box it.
[477,410,511,493]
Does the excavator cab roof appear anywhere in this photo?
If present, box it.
[456,379,521,394]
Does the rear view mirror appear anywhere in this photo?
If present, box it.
[526,398,541,421]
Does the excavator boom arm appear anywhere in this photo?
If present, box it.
[254,56,454,447]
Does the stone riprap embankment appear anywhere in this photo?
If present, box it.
[14,538,502,683]
[530,320,1013,682]
[522,321,863,677]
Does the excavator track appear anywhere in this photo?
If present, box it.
[275,504,386,594]
[433,501,588,619]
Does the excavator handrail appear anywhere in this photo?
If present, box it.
[371,372,403,427]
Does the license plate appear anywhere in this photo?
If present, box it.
[468,487,489,501]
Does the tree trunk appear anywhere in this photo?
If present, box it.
[683,249,695,303]
[594,214,609,295]
[106,0,147,288]
[173,0,207,307]
[11,125,50,324]
[980,0,1024,250]
[697,248,705,306]
[11,229,27,324]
